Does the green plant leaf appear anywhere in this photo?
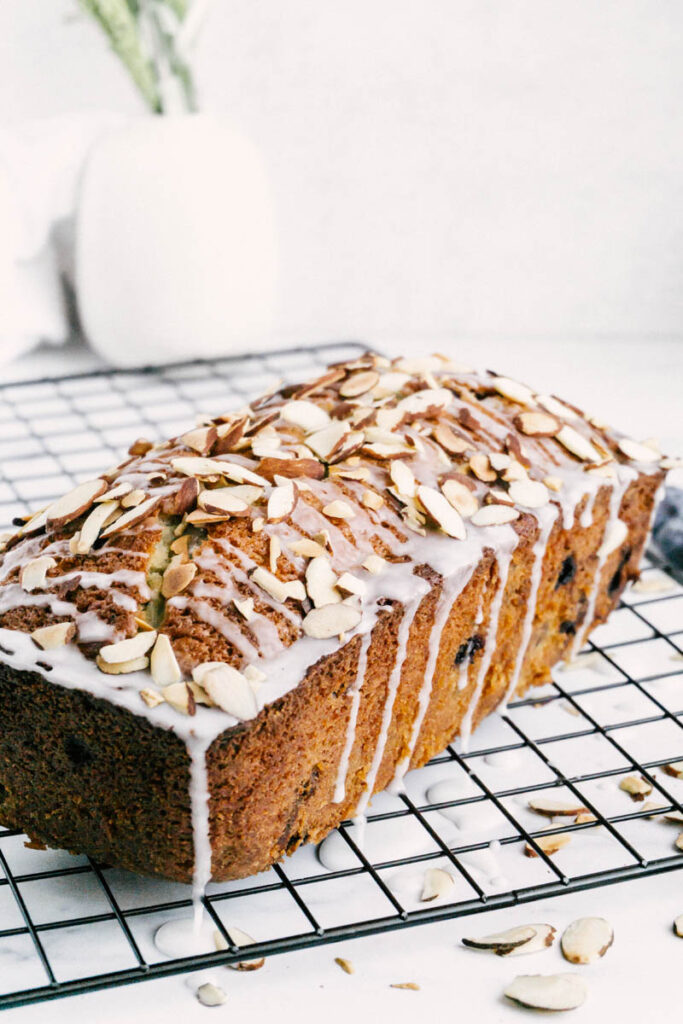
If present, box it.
[78,0,162,112]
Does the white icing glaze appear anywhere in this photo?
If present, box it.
[333,631,372,803]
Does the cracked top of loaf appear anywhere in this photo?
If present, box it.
[0,352,672,721]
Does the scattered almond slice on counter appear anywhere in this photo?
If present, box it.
[420,867,454,902]
[390,983,420,991]
[196,983,227,1007]
[619,775,652,801]
[462,925,539,955]
[30,622,75,650]
[528,796,589,817]
[575,812,597,825]
[504,974,587,1012]
[214,925,265,970]
[499,925,557,958]
[663,762,683,780]
[674,915,683,938]
[663,810,683,825]
[525,834,571,858]
[631,574,674,594]
[676,834,683,853]
[334,956,354,975]
[560,918,613,964]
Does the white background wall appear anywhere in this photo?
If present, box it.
[2,0,683,345]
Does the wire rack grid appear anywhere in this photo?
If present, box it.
[0,341,681,1010]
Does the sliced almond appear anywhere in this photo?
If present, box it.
[537,394,579,421]
[503,925,557,957]
[269,535,281,573]
[198,488,249,516]
[95,482,133,503]
[161,561,197,599]
[305,421,350,460]
[281,399,330,433]
[97,654,149,675]
[180,425,217,455]
[597,519,628,559]
[528,796,589,817]
[433,422,470,455]
[575,812,597,825]
[618,438,660,463]
[302,603,362,639]
[243,664,266,685]
[362,489,385,511]
[390,983,420,991]
[663,761,683,780]
[234,597,254,621]
[471,504,520,527]
[417,485,466,539]
[544,475,564,492]
[140,688,164,708]
[213,925,265,970]
[662,810,683,825]
[469,453,497,482]
[491,376,536,406]
[128,438,154,456]
[99,631,157,664]
[162,681,195,715]
[121,488,147,508]
[336,572,367,598]
[101,495,159,537]
[257,457,324,481]
[677,834,683,853]
[75,500,118,554]
[339,369,380,398]
[555,426,602,463]
[561,918,613,964]
[306,556,341,608]
[20,556,56,592]
[322,499,355,520]
[202,664,259,720]
[251,566,306,603]
[442,478,479,518]
[525,833,571,857]
[514,411,561,437]
[267,482,295,521]
[508,479,550,509]
[363,553,386,575]
[619,775,652,801]
[463,925,537,955]
[172,456,267,486]
[504,974,587,1012]
[420,867,454,902]
[46,479,107,528]
[31,622,75,650]
[674,915,683,938]
[289,537,327,559]
[196,983,227,1007]
[150,633,181,687]
[335,956,354,975]
[502,459,529,483]
[390,460,417,498]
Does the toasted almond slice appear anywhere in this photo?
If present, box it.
[269,535,281,573]
[161,561,197,599]
[99,631,157,664]
[618,437,660,463]
[561,918,613,964]
[335,956,354,975]
[575,811,597,825]
[544,475,564,492]
[556,426,602,463]
[198,488,249,516]
[537,394,579,421]
[121,488,147,508]
[397,387,452,415]
[528,796,589,817]
[140,688,164,708]
[234,597,254,621]
[20,556,56,592]
[433,423,470,455]
[251,566,306,603]
[302,603,362,639]
[462,925,538,955]
[442,478,479,518]
[674,914,683,938]
[491,376,536,406]
[677,833,683,853]
[196,983,227,1007]
[503,925,557,957]
[202,665,259,719]
[363,554,386,575]
[363,442,412,460]
[471,504,520,527]
[322,499,356,520]
[46,479,107,528]
[289,537,327,559]
[172,456,267,486]
[504,974,587,1011]
[525,833,571,857]
[214,926,265,970]
[336,572,367,598]
[128,437,154,456]
[663,810,683,825]
[361,489,385,511]
[390,983,420,991]
[305,421,350,460]
[306,556,341,608]
[281,399,330,433]
[619,775,652,801]
[257,457,324,482]
[469,453,497,482]
[243,664,266,685]
[390,460,417,498]
[502,458,529,482]
[162,681,195,715]
[185,510,234,526]
[508,479,550,509]
[76,500,118,554]
[417,485,466,539]
[97,654,149,675]
[339,369,380,398]
[267,482,295,521]
[150,633,181,687]
[420,867,454,902]
[31,622,75,649]
[95,482,133,503]
[514,411,561,436]
[180,425,217,455]
[101,495,159,537]
[663,761,683,780]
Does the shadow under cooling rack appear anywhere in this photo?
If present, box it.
[0,342,681,1009]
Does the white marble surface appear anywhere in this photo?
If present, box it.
[1,335,682,1022]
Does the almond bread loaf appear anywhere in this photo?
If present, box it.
[0,352,671,893]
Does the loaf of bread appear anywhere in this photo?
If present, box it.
[0,352,670,895]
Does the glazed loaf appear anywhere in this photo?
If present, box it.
[0,352,670,892]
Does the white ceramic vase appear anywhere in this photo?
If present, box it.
[75,114,277,367]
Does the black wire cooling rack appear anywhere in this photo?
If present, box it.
[0,341,681,1010]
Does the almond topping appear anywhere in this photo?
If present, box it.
[390,460,417,498]
[162,682,195,715]
[508,479,550,509]
[267,482,295,521]
[339,369,380,398]
[442,478,479,518]
[491,376,536,406]
[75,501,119,554]
[161,561,197,598]
[362,489,384,511]
[289,538,327,559]
[140,688,164,708]
[322,499,355,520]
[305,421,350,460]
[101,495,159,537]
[128,438,154,456]
[471,505,520,527]
[201,664,259,720]
[121,488,147,508]
[417,485,466,539]
[180,425,217,455]
[618,437,660,463]
[363,553,386,575]
[514,411,561,437]
[536,394,579,421]
[555,426,602,463]
[171,456,267,485]
[198,488,249,516]
[95,482,133,503]
[31,622,75,649]
[544,475,564,492]
[619,775,652,800]
[597,519,628,558]
[99,631,157,664]
[469,454,497,483]
[46,479,107,528]
[336,572,367,598]
[306,556,341,608]
[302,603,362,639]
[257,457,324,481]
[432,423,470,455]
[97,654,150,675]
[150,633,182,687]
[281,400,331,433]
[251,566,306,603]
[20,556,56,591]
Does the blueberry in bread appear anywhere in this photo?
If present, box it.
[0,352,672,895]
